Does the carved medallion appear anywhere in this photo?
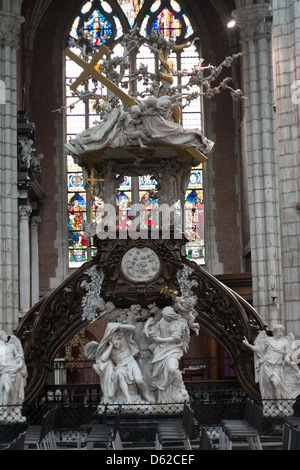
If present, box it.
[121,247,161,282]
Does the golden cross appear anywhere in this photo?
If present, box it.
[64,45,136,107]
[83,167,104,224]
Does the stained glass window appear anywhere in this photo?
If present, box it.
[66,0,205,267]
[185,168,204,264]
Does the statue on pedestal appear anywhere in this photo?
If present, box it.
[243,324,300,416]
[84,323,153,404]
[85,299,193,408]
[145,306,190,404]
[0,331,27,422]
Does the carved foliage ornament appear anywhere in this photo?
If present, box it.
[0,12,24,48]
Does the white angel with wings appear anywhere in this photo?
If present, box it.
[243,324,300,415]
[84,323,153,404]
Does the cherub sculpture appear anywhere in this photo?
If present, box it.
[243,325,300,416]
[173,295,199,335]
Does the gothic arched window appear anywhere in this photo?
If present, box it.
[66,0,204,268]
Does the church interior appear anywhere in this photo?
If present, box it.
[1,0,300,451]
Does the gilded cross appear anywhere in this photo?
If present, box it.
[64,45,136,107]
[83,167,104,224]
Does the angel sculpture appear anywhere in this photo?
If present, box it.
[243,324,300,416]
[84,322,153,404]
[0,331,27,422]
[173,295,200,335]
[144,306,190,403]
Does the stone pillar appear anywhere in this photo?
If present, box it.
[0,7,24,334]
[30,215,41,306]
[272,0,300,336]
[131,176,140,206]
[233,4,282,328]
[19,204,32,316]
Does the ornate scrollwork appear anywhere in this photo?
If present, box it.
[16,235,265,404]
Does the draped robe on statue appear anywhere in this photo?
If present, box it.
[65,97,214,160]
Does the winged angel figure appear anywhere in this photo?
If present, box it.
[84,323,153,404]
[144,306,190,403]
[243,325,300,416]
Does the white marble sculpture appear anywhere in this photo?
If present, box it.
[243,324,300,416]
[121,247,161,282]
[0,331,27,422]
[65,95,214,161]
[173,295,199,336]
[84,323,153,404]
[85,299,195,410]
[144,306,190,404]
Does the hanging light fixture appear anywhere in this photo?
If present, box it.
[227,18,236,29]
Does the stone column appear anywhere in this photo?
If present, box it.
[272,0,300,336]
[0,7,24,334]
[19,204,32,316]
[30,215,41,306]
[233,4,282,328]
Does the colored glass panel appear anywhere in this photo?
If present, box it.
[185,187,204,265]
[119,175,132,190]
[182,14,193,37]
[69,247,88,268]
[67,155,81,172]
[139,175,156,190]
[93,196,104,224]
[118,193,131,230]
[68,192,88,267]
[82,9,113,44]
[170,1,181,13]
[152,7,181,39]
[68,173,84,191]
[117,0,145,26]
[150,1,160,13]
[189,169,202,189]
[139,190,159,229]
[140,15,150,36]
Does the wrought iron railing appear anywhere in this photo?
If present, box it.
[1,395,300,448]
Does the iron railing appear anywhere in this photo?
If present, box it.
[1,392,299,448]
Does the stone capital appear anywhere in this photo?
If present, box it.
[232,4,271,42]
[19,204,32,221]
[30,216,41,230]
[0,11,25,48]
